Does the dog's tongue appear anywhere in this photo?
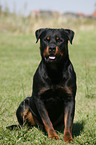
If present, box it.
[49,56,55,60]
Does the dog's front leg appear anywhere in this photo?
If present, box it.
[35,98,60,140]
[64,100,75,143]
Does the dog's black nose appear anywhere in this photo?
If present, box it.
[49,46,56,53]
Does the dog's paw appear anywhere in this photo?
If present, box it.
[49,134,60,140]
[52,134,60,140]
[48,129,60,140]
[64,131,74,143]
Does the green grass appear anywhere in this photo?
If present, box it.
[0,30,96,145]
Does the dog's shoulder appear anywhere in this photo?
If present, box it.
[32,61,50,92]
[33,61,47,80]
[62,60,76,86]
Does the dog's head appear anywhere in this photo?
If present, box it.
[35,28,74,63]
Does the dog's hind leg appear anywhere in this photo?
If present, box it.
[16,97,36,126]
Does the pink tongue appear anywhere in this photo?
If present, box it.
[49,56,55,60]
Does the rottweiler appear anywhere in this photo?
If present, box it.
[16,28,76,142]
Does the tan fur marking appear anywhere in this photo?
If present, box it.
[64,86,72,95]
[43,46,49,56]
[55,46,63,56]
[56,37,60,40]
[64,109,73,142]
[58,86,72,95]
[64,109,68,131]
[46,37,50,40]
[27,112,36,125]
[42,117,60,140]
[23,108,29,116]
[40,87,49,94]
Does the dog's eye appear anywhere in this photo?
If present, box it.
[45,37,50,42]
[56,37,60,40]
[56,37,62,43]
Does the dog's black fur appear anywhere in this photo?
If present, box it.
[9,28,77,142]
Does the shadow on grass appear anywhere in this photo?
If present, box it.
[55,120,85,137]
[73,120,85,137]
[6,120,85,138]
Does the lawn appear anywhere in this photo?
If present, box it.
[0,30,96,145]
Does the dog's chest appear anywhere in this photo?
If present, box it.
[40,85,69,103]
[40,86,67,120]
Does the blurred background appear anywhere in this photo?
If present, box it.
[0,1,96,144]
[0,0,96,33]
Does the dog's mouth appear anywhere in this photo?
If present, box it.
[44,50,63,63]
[44,55,58,62]
[48,56,56,60]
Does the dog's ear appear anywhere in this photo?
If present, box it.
[35,29,45,43]
[60,29,74,44]
[64,29,75,44]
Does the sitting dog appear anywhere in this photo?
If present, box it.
[16,28,77,142]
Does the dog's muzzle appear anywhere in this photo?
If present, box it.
[48,44,56,60]
[49,46,56,54]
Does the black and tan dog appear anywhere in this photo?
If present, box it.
[14,28,76,142]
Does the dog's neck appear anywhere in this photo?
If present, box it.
[44,57,70,83]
